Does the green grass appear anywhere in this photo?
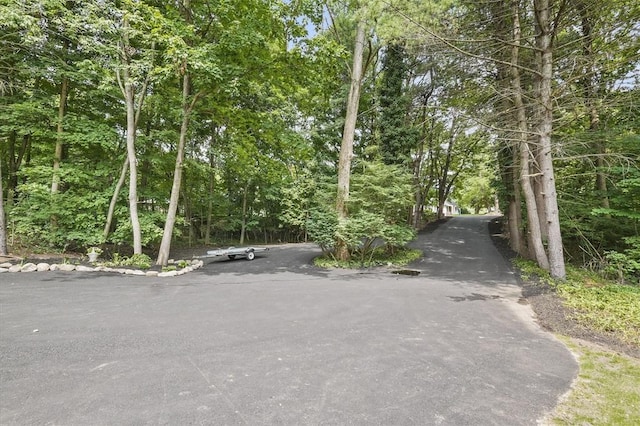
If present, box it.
[314,247,422,269]
[514,258,640,346]
[550,338,640,425]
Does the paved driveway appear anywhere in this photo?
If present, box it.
[0,216,577,425]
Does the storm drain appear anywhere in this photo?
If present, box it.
[391,269,421,276]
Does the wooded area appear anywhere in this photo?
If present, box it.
[1,0,638,281]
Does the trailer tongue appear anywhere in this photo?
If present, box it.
[194,246,269,261]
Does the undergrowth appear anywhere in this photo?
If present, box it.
[102,253,153,270]
[314,247,422,269]
[514,258,640,346]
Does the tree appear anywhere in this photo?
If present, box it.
[335,20,366,261]
[156,0,196,266]
[533,0,566,279]
[0,159,7,256]
[378,42,417,166]
[510,0,549,270]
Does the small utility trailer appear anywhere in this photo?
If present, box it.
[195,246,269,261]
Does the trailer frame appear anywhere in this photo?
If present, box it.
[194,246,269,261]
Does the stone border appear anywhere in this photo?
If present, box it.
[0,259,205,278]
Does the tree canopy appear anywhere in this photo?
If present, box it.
[1,0,638,281]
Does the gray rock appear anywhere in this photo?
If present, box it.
[76,265,94,272]
[182,266,193,273]
[50,264,60,271]
[36,263,51,272]
[58,264,76,272]
[158,271,178,278]
[9,265,22,273]
[20,263,38,272]
[145,271,159,277]
[0,267,8,273]
[0,262,12,268]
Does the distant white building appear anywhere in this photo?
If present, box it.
[429,200,461,216]
[442,200,461,216]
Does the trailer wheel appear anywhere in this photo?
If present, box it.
[228,255,236,260]
[246,251,255,261]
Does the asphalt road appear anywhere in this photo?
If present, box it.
[0,216,577,425]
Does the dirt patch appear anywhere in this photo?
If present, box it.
[488,217,639,359]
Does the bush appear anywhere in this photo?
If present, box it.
[305,160,416,261]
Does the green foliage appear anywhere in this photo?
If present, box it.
[108,212,168,247]
[306,209,339,253]
[603,237,640,284]
[514,258,640,346]
[314,247,422,269]
[378,42,419,166]
[10,180,106,249]
[305,160,416,260]
[103,253,152,270]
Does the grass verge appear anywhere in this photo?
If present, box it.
[514,258,640,423]
[549,337,640,425]
[314,247,422,269]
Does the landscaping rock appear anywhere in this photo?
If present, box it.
[58,264,76,272]
[9,265,22,273]
[158,271,177,278]
[0,267,8,273]
[76,265,94,272]
[20,263,38,272]
[0,262,12,268]
[50,264,60,271]
[146,271,159,277]
[36,263,51,272]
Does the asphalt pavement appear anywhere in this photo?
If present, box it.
[0,215,577,425]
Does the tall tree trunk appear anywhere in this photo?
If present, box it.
[103,156,128,240]
[437,120,457,220]
[578,2,609,209]
[531,16,549,241]
[51,76,69,194]
[510,146,526,255]
[534,0,565,279]
[335,20,366,261]
[156,70,192,266]
[7,130,17,206]
[124,77,142,254]
[511,0,549,270]
[7,131,30,206]
[240,184,249,245]
[0,159,7,256]
[205,150,215,246]
[117,14,154,255]
[120,16,142,254]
